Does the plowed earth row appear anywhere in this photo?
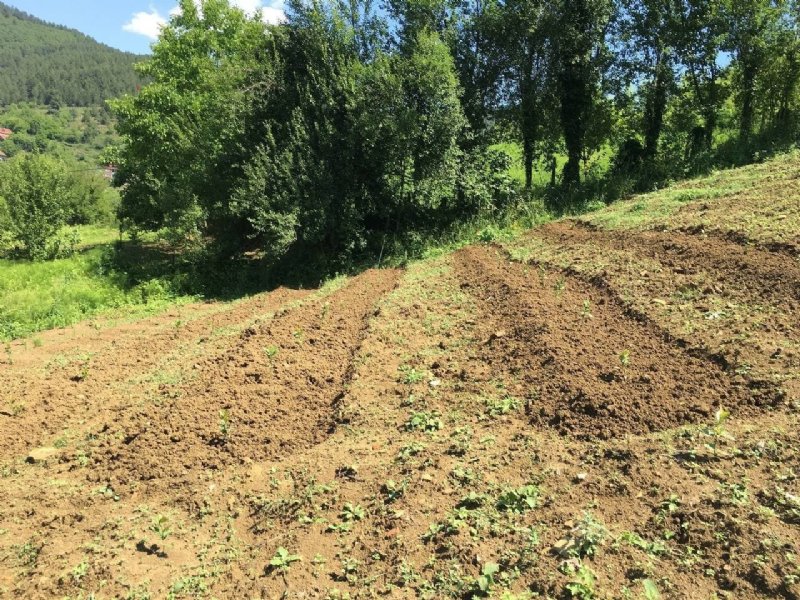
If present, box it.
[1,216,799,599]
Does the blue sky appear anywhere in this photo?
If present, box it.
[4,0,285,55]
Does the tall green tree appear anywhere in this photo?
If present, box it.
[617,0,678,158]
[721,0,783,141]
[111,0,267,247]
[483,0,555,188]
[672,0,725,150]
[554,0,613,184]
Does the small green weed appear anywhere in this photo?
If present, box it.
[405,411,442,432]
[496,484,540,513]
[269,547,302,573]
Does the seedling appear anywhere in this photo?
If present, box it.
[559,513,608,558]
[496,484,540,513]
[405,411,442,432]
[565,563,597,599]
[642,579,660,600]
[554,276,567,296]
[700,407,733,456]
[340,503,365,522]
[150,514,171,540]
[264,345,279,360]
[13,540,40,570]
[396,442,426,462]
[399,365,425,385]
[72,559,89,583]
[485,395,520,417]
[382,479,407,503]
[581,300,593,320]
[476,562,500,594]
[269,547,302,572]
[219,409,232,441]
[618,349,631,368]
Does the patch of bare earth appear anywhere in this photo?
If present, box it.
[2,221,800,599]
[452,244,751,439]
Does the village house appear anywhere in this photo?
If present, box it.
[0,150,7,161]
[0,127,12,141]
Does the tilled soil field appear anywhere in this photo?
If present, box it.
[2,168,800,599]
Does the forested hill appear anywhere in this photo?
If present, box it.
[0,2,143,106]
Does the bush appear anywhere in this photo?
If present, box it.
[0,153,74,260]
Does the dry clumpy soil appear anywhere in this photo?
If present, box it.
[1,222,799,599]
[451,244,749,439]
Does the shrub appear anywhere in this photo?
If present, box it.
[0,153,73,260]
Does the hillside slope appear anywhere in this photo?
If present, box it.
[0,154,799,599]
[0,2,142,106]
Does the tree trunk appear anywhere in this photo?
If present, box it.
[738,50,757,142]
[523,135,534,189]
[558,0,591,186]
[643,53,670,159]
[520,63,537,189]
[560,65,586,186]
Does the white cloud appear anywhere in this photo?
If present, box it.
[230,0,286,24]
[126,0,285,40]
[260,5,286,24]
[232,0,262,13]
[123,9,168,40]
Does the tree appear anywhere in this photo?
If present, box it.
[721,0,783,142]
[111,0,267,247]
[617,0,678,158]
[672,0,726,150]
[554,0,612,185]
[483,0,555,188]
[0,154,71,260]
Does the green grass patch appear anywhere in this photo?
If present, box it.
[0,226,195,340]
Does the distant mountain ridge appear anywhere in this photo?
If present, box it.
[0,2,144,107]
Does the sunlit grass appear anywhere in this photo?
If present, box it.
[581,151,800,242]
[0,225,195,340]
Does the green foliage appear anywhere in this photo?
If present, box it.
[0,103,121,164]
[495,484,540,513]
[0,153,118,259]
[112,0,267,244]
[405,411,443,432]
[0,153,73,259]
[565,563,597,599]
[0,226,194,341]
[269,547,302,572]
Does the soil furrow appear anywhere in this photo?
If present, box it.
[542,221,800,308]
[90,268,401,498]
[452,244,750,439]
[682,226,800,259]
[0,287,311,459]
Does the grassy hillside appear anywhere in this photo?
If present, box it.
[0,152,798,599]
[0,2,142,107]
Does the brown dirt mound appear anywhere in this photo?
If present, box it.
[452,244,750,439]
[0,287,310,460]
[90,268,401,497]
[540,220,800,309]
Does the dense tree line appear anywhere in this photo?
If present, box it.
[0,2,143,106]
[113,0,800,268]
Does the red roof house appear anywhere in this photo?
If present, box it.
[0,128,13,141]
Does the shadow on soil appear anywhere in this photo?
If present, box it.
[107,238,369,302]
